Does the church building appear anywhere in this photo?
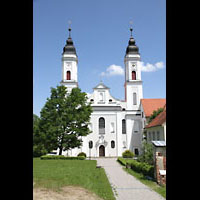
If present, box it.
[60,27,144,157]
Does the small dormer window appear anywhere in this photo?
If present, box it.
[90,99,94,102]
[109,99,112,102]
[122,108,126,111]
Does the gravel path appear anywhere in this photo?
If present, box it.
[95,158,165,200]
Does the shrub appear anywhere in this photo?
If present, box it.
[77,152,87,158]
[122,150,134,158]
[117,157,126,166]
[130,160,154,178]
[117,157,154,178]
[40,155,85,160]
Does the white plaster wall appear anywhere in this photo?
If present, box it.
[126,84,143,110]
[82,112,119,157]
[62,60,78,82]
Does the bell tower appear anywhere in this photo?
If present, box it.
[124,26,143,110]
[60,26,78,94]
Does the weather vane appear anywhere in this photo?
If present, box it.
[68,20,72,37]
[129,20,133,36]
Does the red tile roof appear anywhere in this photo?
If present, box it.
[141,99,166,117]
[145,109,166,128]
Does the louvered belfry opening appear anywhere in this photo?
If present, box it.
[132,71,136,80]
[66,71,71,80]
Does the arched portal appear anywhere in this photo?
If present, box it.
[99,145,105,157]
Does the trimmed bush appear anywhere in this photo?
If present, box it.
[117,157,127,166]
[77,152,87,158]
[122,150,134,158]
[40,155,85,160]
[117,157,154,178]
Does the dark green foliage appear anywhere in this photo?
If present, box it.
[39,86,92,155]
[33,114,48,157]
[148,107,164,123]
[122,150,134,158]
[40,155,85,160]
[77,152,87,157]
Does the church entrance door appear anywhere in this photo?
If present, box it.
[99,145,105,157]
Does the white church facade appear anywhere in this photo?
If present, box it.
[59,27,144,157]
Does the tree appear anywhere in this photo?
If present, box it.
[148,107,164,123]
[137,141,153,165]
[33,114,47,157]
[39,85,92,155]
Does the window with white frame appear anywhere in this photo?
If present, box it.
[122,119,126,134]
[157,131,160,140]
[153,131,155,140]
[99,117,105,134]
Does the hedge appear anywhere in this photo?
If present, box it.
[40,155,85,160]
[117,157,154,178]
[117,157,127,166]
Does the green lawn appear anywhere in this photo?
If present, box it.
[33,158,115,200]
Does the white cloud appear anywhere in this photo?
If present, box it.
[100,64,124,77]
[138,61,165,72]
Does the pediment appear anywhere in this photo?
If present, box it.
[93,82,110,90]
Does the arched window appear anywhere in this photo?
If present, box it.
[89,141,93,149]
[122,119,126,134]
[111,141,115,148]
[66,71,71,80]
[132,71,136,80]
[133,93,137,105]
[99,117,105,134]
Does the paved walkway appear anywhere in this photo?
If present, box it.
[95,158,165,200]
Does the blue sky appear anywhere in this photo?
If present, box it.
[33,0,166,117]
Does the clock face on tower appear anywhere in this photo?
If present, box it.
[131,63,136,70]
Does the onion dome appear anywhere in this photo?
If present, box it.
[125,28,139,55]
[63,28,77,55]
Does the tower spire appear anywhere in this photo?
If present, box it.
[63,20,77,55]
[125,20,139,55]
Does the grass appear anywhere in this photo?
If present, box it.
[117,158,166,199]
[33,158,115,200]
